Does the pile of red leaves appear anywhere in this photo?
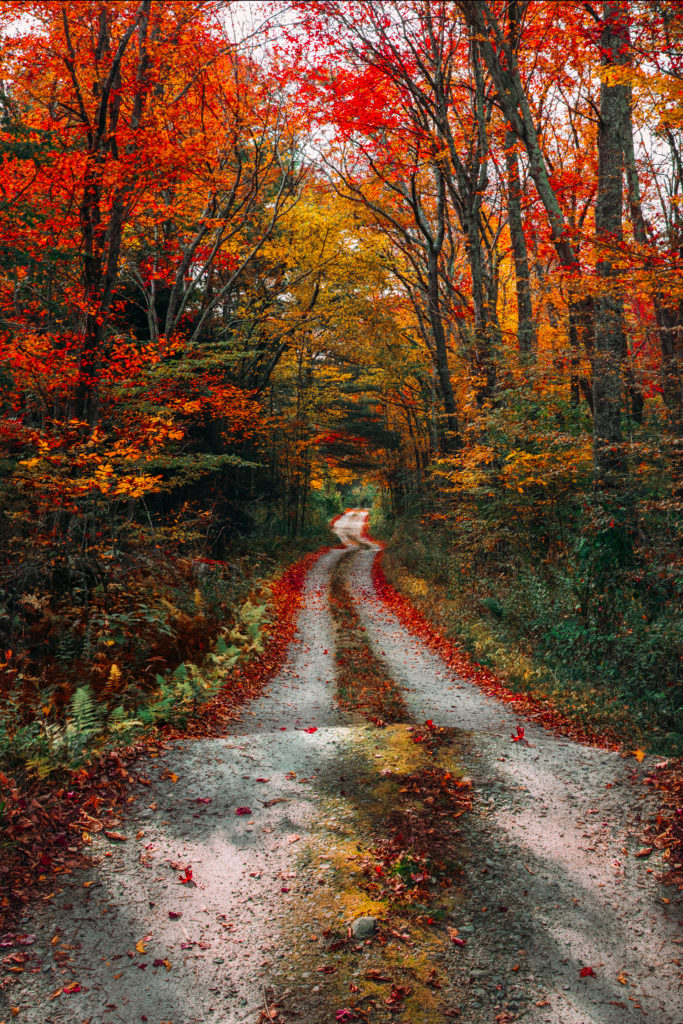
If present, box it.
[0,550,320,931]
[642,759,683,889]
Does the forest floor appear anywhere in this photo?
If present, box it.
[1,511,681,1024]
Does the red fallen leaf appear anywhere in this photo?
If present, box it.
[335,1011,357,1022]
[386,984,412,1006]
[317,965,337,974]
[303,727,318,734]
[425,719,436,731]
[255,778,270,783]
[178,867,193,884]
[63,982,82,994]
[195,798,212,805]
[16,935,36,947]
[168,911,182,920]
[281,887,290,893]
[580,966,596,977]
[511,726,530,746]
[365,968,392,981]
[235,806,252,816]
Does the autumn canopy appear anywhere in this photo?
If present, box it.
[0,1,680,770]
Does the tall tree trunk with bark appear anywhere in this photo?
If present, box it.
[592,0,630,487]
[505,129,535,359]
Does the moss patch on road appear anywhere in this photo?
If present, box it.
[262,724,472,1023]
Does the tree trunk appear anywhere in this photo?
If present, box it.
[427,248,460,448]
[592,0,630,487]
[505,129,535,358]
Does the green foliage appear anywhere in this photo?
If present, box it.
[384,435,682,754]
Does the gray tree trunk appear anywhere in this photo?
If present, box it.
[505,129,535,358]
[592,0,631,486]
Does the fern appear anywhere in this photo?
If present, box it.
[65,685,103,762]
[69,685,101,736]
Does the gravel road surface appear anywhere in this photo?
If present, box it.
[4,511,680,1024]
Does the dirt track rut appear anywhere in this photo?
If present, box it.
[3,510,680,1024]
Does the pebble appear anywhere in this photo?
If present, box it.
[350,916,376,939]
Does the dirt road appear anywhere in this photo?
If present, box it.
[3,511,680,1024]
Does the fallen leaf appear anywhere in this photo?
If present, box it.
[104,831,127,842]
[386,984,412,1006]
[287,834,301,844]
[365,968,391,981]
[511,725,530,746]
[634,847,653,858]
[303,727,318,734]
[448,927,465,947]
[63,982,82,994]
[580,966,596,978]
[262,798,289,808]
[168,912,182,920]
[634,749,646,763]
[255,778,270,783]
[178,867,194,884]
[335,1010,357,1021]
[235,807,252,816]
[195,798,212,805]
[136,939,147,955]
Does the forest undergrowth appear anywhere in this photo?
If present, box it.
[0,516,335,779]
[372,474,681,757]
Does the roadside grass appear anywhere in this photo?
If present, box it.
[378,516,682,757]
